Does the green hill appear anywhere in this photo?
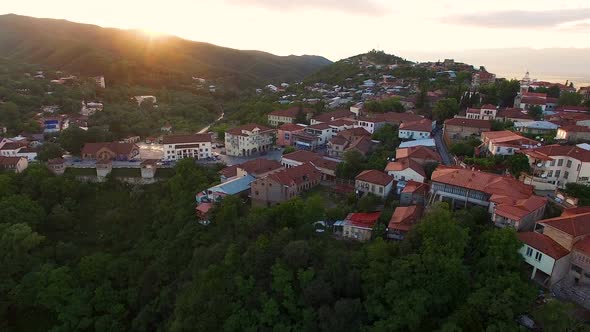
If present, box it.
[0,14,332,88]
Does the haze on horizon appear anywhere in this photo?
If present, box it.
[2,0,590,85]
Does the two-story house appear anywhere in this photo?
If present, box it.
[443,118,492,143]
[387,205,424,241]
[430,166,547,231]
[465,105,497,120]
[250,162,321,207]
[162,134,212,161]
[385,158,426,184]
[81,142,140,161]
[398,119,433,140]
[0,156,28,173]
[225,124,276,157]
[267,107,313,127]
[277,123,306,147]
[480,130,539,156]
[340,212,381,242]
[355,169,395,199]
[521,145,590,190]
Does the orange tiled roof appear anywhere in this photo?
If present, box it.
[518,232,569,259]
[539,211,590,237]
[388,206,423,232]
[355,169,394,186]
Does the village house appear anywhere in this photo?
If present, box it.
[514,91,558,113]
[520,145,590,190]
[277,123,306,147]
[47,158,66,175]
[556,125,590,142]
[81,142,139,161]
[517,208,590,288]
[399,138,436,149]
[267,107,313,127]
[387,205,424,241]
[162,134,212,161]
[225,124,276,157]
[310,110,355,125]
[547,111,590,127]
[465,104,497,120]
[385,158,426,184]
[355,169,395,199]
[0,156,28,173]
[517,231,571,287]
[340,212,381,242]
[281,150,340,180]
[472,70,496,87]
[443,118,491,143]
[250,162,321,207]
[395,146,442,166]
[430,166,547,231]
[292,122,334,150]
[327,127,373,158]
[219,159,283,182]
[355,112,423,134]
[514,121,559,135]
[497,108,535,123]
[480,130,540,156]
[398,118,433,140]
[400,181,429,206]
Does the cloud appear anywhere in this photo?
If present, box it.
[442,8,590,28]
[224,0,387,16]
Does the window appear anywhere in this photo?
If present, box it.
[526,247,533,257]
[379,187,384,193]
[578,164,582,172]
[567,160,572,168]
[555,170,561,178]
[550,160,555,166]
[547,170,553,177]
[564,171,569,180]
[535,252,543,262]
[558,159,564,166]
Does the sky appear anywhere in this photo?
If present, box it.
[2,0,590,83]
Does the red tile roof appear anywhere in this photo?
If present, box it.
[521,96,547,106]
[347,137,374,155]
[345,212,381,229]
[497,108,534,120]
[481,104,497,109]
[518,232,569,259]
[219,165,239,178]
[239,159,283,175]
[278,123,306,132]
[402,180,429,194]
[388,206,423,232]
[559,125,590,133]
[0,142,26,150]
[521,145,590,163]
[267,162,321,186]
[0,156,23,166]
[376,112,423,124]
[539,211,590,238]
[444,118,492,129]
[355,169,394,186]
[395,146,442,163]
[283,150,322,163]
[399,119,432,132]
[226,123,273,136]
[307,123,332,130]
[162,134,211,144]
[311,158,340,171]
[385,158,426,177]
[312,110,355,123]
[574,237,590,256]
[339,127,371,139]
[81,142,138,155]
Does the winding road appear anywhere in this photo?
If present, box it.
[434,128,453,166]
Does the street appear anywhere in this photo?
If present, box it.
[434,128,453,166]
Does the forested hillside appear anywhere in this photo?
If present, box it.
[0,14,331,89]
[0,161,548,331]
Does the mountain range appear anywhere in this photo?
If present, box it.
[0,14,332,88]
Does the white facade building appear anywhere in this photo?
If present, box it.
[162,134,212,161]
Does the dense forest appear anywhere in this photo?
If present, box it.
[0,161,564,331]
[0,14,331,89]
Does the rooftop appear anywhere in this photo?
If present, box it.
[345,212,381,229]
[539,211,590,238]
[399,119,432,132]
[444,117,491,129]
[518,232,569,259]
[226,123,273,136]
[278,123,306,132]
[521,145,590,163]
[388,206,423,232]
[162,134,211,144]
[355,169,394,186]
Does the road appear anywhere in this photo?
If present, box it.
[198,110,225,134]
[434,128,453,166]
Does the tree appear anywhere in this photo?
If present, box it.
[506,153,531,177]
[282,146,296,155]
[527,105,543,120]
[533,300,585,332]
[450,142,475,157]
[37,142,63,161]
[357,194,381,212]
[432,98,459,122]
[336,150,365,179]
[546,85,561,98]
[58,127,88,155]
[558,91,582,106]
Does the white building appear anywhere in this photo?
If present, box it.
[521,145,590,190]
[162,134,212,161]
[225,124,276,157]
[518,232,570,286]
[465,104,497,120]
[398,119,433,140]
[385,159,426,183]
